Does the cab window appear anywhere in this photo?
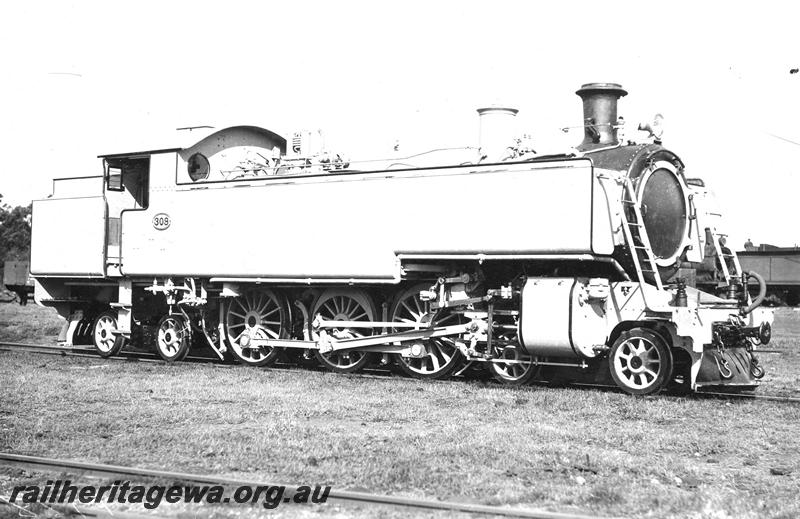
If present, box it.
[104,157,149,208]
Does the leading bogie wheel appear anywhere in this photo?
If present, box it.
[156,314,192,362]
[390,283,464,379]
[92,311,125,358]
[490,332,538,385]
[609,328,673,395]
[311,288,376,373]
[225,289,288,367]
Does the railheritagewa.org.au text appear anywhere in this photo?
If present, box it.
[9,480,331,509]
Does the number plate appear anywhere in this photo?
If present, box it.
[152,213,171,230]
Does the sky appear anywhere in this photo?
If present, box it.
[0,1,797,248]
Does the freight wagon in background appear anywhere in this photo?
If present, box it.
[28,83,775,395]
[738,244,800,305]
[1,260,33,304]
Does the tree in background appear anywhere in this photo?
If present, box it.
[0,194,32,264]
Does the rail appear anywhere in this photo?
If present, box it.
[0,453,601,519]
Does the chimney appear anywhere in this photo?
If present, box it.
[575,83,627,150]
[477,106,518,162]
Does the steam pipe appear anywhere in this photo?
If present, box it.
[741,270,767,316]
[594,257,631,281]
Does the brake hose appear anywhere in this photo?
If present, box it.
[741,270,766,316]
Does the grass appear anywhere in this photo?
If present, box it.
[0,302,63,344]
[0,303,798,518]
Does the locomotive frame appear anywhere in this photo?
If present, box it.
[30,83,774,395]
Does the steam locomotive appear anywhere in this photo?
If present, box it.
[30,83,773,395]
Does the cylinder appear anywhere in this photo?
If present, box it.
[575,83,627,150]
[476,106,518,162]
[518,277,608,359]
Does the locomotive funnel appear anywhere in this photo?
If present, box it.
[576,83,627,150]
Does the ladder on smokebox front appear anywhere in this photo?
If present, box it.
[708,227,742,286]
[620,177,664,301]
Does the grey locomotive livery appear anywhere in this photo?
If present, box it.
[30,83,773,395]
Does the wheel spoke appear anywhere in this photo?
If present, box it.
[435,313,456,326]
[429,353,440,371]
[439,337,457,346]
[344,298,354,316]
[413,296,422,316]
[255,298,270,316]
[400,301,418,321]
[435,337,455,353]
[431,342,451,363]
[262,306,279,318]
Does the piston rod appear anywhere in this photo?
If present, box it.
[249,323,471,353]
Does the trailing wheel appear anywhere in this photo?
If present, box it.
[72,316,93,346]
[490,332,537,385]
[609,328,673,395]
[225,289,288,367]
[155,314,192,362]
[390,283,463,379]
[311,288,376,373]
[92,311,125,358]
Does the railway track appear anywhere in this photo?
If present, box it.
[2,341,799,404]
[0,341,226,365]
[0,453,599,519]
[0,341,411,380]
